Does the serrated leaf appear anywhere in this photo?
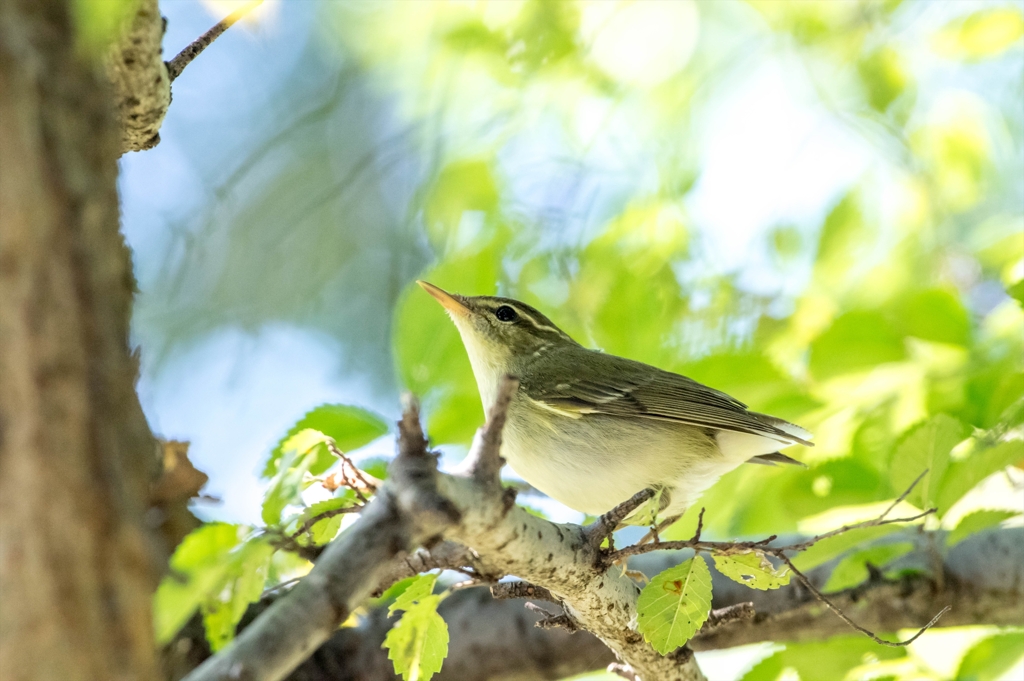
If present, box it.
[713,550,791,590]
[947,510,1021,548]
[383,595,449,681]
[262,405,388,478]
[790,524,901,572]
[201,538,275,651]
[956,631,1024,681]
[823,541,914,592]
[390,573,438,614]
[153,524,245,644]
[262,429,330,526]
[636,556,713,654]
[890,414,967,512]
[289,493,358,545]
[936,440,1024,516]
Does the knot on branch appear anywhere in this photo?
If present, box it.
[463,375,519,485]
[491,580,556,602]
[391,395,461,535]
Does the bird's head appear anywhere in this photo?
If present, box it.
[417,281,578,391]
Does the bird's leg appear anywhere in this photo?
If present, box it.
[635,514,681,546]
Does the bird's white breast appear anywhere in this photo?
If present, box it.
[501,397,738,517]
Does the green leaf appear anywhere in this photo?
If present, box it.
[201,538,275,652]
[712,550,791,590]
[790,524,901,572]
[1008,280,1024,306]
[936,440,1024,516]
[889,414,967,512]
[809,310,907,380]
[383,595,449,681]
[739,635,907,681]
[948,510,1021,548]
[289,494,358,545]
[823,541,914,592]
[73,0,139,56]
[933,8,1024,61]
[890,289,971,346]
[262,429,330,526]
[390,573,439,614]
[636,556,713,654]
[857,46,908,113]
[153,523,246,644]
[956,631,1024,681]
[424,159,500,244]
[262,405,388,478]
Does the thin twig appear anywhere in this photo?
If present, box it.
[604,471,947,648]
[289,504,363,542]
[471,376,519,485]
[609,472,936,562]
[324,440,380,501]
[636,513,681,546]
[167,0,263,82]
[777,554,950,647]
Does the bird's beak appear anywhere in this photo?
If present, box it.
[417,280,470,317]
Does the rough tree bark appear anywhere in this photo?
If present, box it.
[0,0,161,679]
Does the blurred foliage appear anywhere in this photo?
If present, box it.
[147,0,1024,678]
[73,0,140,56]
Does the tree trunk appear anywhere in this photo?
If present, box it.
[0,1,160,679]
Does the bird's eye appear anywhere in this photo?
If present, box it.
[494,305,518,322]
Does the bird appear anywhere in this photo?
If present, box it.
[417,280,812,523]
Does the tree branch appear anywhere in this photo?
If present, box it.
[166,0,263,82]
[180,399,459,681]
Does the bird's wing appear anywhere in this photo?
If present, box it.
[520,348,812,446]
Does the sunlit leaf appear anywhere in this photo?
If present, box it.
[955,631,1024,681]
[889,414,967,512]
[890,289,971,346]
[424,159,500,247]
[947,510,1020,548]
[154,523,246,644]
[263,429,330,526]
[263,405,389,478]
[636,556,713,654]
[739,635,907,681]
[857,46,909,113]
[1008,280,1024,306]
[73,0,139,56]
[933,8,1024,61]
[790,524,901,572]
[389,573,439,614]
[809,310,906,380]
[936,440,1024,516]
[823,541,914,592]
[201,538,275,651]
[712,550,790,590]
[383,594,449,681]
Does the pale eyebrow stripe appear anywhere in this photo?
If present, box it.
[480,299,574,341]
